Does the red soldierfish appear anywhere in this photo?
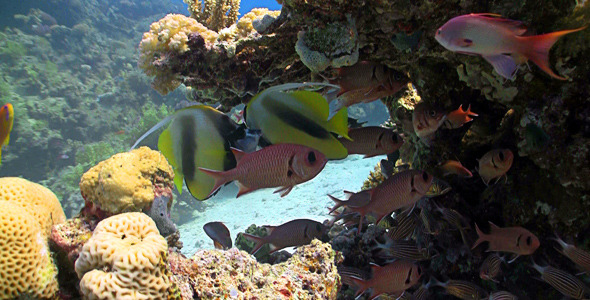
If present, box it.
[435,13,587,80]
[473,222,540,259]
[445,104,478,129]
[552,234,590,274]
[349,170,433,232]
[241,219,328,254]
[477,149,513,185]
[0,103,14,164]
[439,160,473,177]
[199,144,327,198]
[412,102,446,144]
[349,261,422,300]
[337,126,404,158]
[203,221,232,250]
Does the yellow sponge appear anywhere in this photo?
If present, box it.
[75,212,173,299]
[0,177,66,237]
[0,201,59,299]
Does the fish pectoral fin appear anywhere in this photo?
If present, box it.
[274,186,294,197]
[507,254,520,264]
[236,181,254,198]
[482,54,519,80]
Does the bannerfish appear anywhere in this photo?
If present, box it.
[203,221,232,250]
[439,160,473,177]
[531,261,590,299]
[348,170,433,233]
[380,158,396,179]
[427,277,489,300]
[327,61,409,115]
[413,102,446,145]
[241,219,328,255]
[445,104,478,129]
[246,84,350,160]
[199,144,327,198]
[473,222,539,260]
[488,291,518,300]
[337,126,404,158]
[348,261,422,300]
[477,149,514,185]
[232,128,262,153]
[479,253,504,282]
[0,103,14,164]
[435,13,587,80]
[131,105,238,200]
[552,234,590,274]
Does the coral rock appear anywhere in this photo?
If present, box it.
[79,146,174,215]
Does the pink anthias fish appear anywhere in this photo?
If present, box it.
[445,104,478,129]
[347,261,422,300]
[435,13,587,80]
[439,159,473,177]
[199,144,327,198]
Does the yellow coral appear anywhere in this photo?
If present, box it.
[0,177,66,237]
[79,147,174,214]
[138,14,218,95]
[75,212,173,299]
[184,0,240,31]
[236,8,280,37]
[0,201,59,299]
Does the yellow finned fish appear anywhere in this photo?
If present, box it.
[0,103,14,164]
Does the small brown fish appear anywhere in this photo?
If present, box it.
[488,291,518,300]
[445,104,478,129]
[435,204,471,247]
[477,149,513,185]
[199,144,327,198]
[531,261,590,299]
[552,234,590,274]
[327,190,371,214]
[374,239,431,261]
[479,253,504,282]
[413,284,430,300]
[387,212,417,240]
[419,208,441,235]
[439,160,473,177]
[337,126,404,158]
[203,221,232,250]
[241,219,328,255]
[473,222,539,260]
[429,277,488,300]
[412,102,446,144]
[349,261,422,300]
[347,170,433,233]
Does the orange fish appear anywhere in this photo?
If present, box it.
[473,222,539,260]
[241,219,328,254]
[439,160,473,177]
[0,103,14,164]
[477,149,513,185]
[445,104,478,129]
[552,234,590,274]
[199,144,327,198]
[412,102,446,144]
[435,13,587,80]
[337,126,404,158]
[348,261,422,300]
[347,170,433,232]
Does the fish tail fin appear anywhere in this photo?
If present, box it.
[472,222,488,250]
[198,167,231,198]
[241,233,267,255]
[327,100,348,131]
[327,194,345,214]
[466,104,478,117]
[349,276,370,298]
[521,26,587,80]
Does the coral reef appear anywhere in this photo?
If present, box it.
[79,146,174,215]
[183,0,240,32]
[75,212,177,299]
[0,201,59,299]
[0,177,66,237]
[169,239,342,299]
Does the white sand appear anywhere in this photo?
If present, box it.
[178,155,382,256]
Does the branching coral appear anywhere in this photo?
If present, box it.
[183,0,240,32]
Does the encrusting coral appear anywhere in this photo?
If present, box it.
[0,177,66,237]
[169,239,342,299]
[0,201,59,299]
[79,146,174,215]
[75,212,177,299]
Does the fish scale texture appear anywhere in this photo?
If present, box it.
[0,201,59,299]
[0,177,66,237]
[74,212,175,300]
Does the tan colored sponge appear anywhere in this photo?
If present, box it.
[75,212,172,299]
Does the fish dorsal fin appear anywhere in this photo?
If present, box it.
[488,221,501,233]
[472,13,528,35]
[264,225,277,235]
[230,147,246,163]
[130,112,176,150]
[327,107,351,140]
[370,263,381,273]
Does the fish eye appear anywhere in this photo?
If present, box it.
[422,171,429,181]
[498,151,505,161]
[429,110,436,117]
[417,266,422,275]
[526,236,532,246]
[307,151,316,163]
[394,73,402,81]
[437,29,441,35]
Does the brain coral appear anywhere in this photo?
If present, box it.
[0,201,59,299]
[138,14,218,95]
[75,212,174,299]
[79,146,174,214]
[0,177,66,237]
